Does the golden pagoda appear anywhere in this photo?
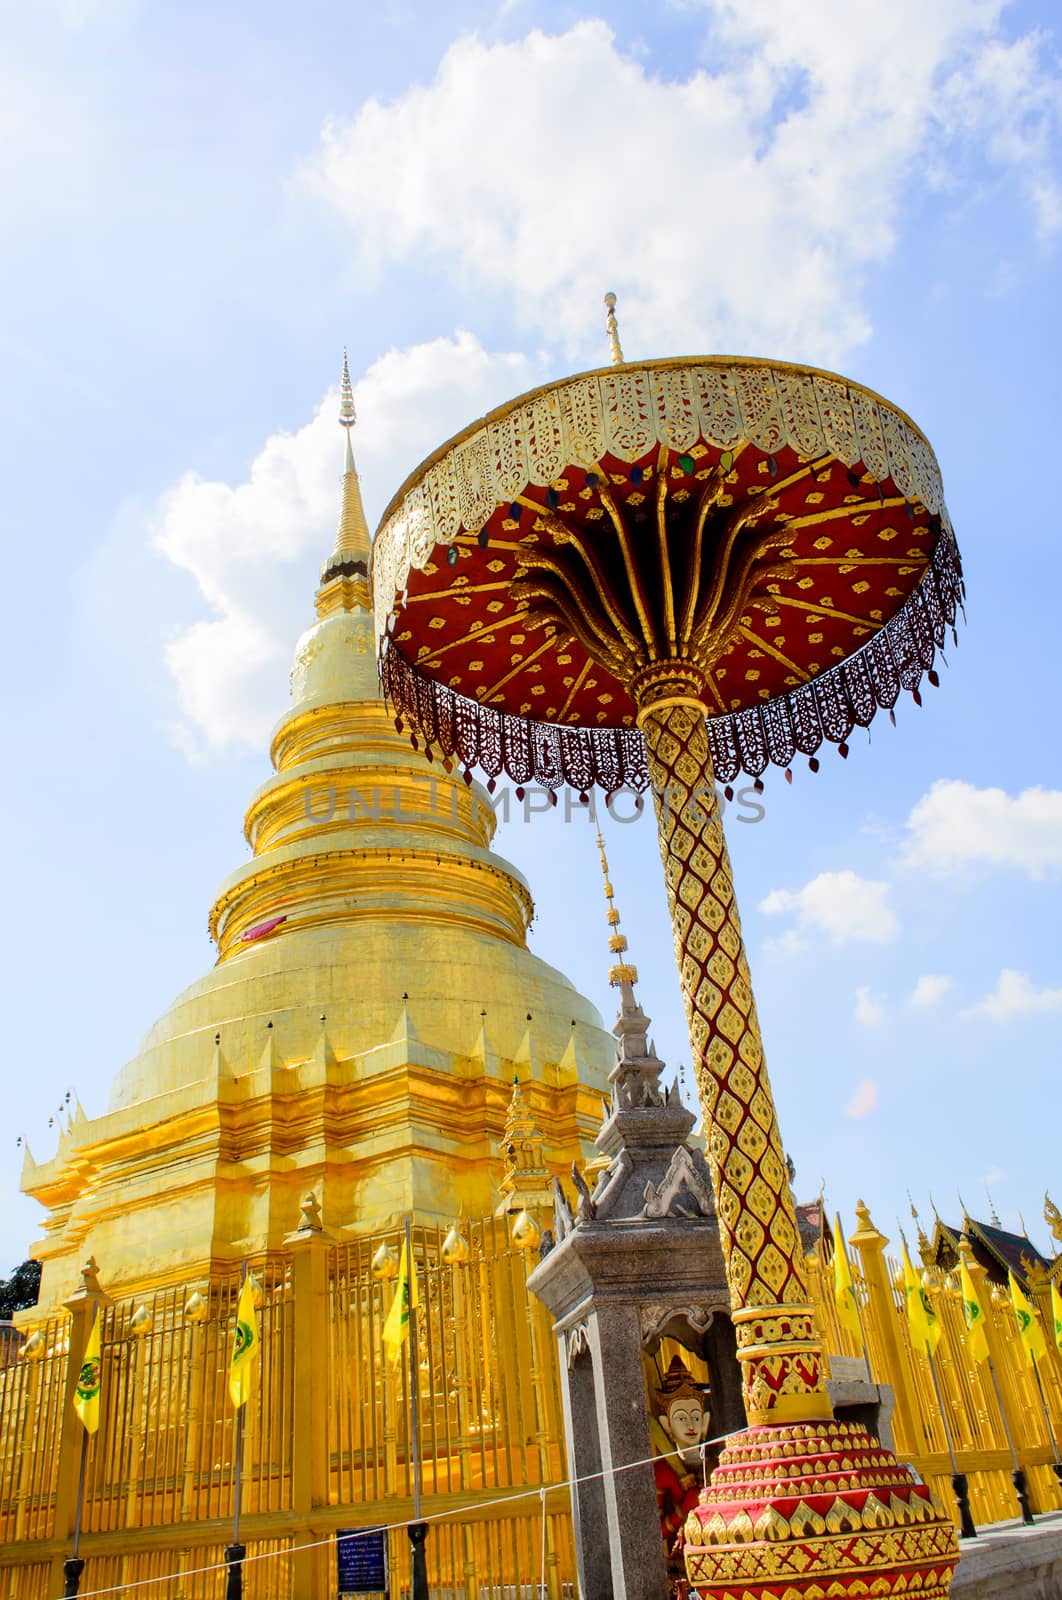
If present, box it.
[6,363,1060,1600]
[22,361,613,1309]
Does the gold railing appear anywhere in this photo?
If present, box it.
[807,1215,1062,1527]
[2,1205,1060,1597]
[0,1222,571,1599]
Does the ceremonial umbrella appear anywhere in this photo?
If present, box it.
[371,317,963,1598]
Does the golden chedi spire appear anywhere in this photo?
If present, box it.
[21,370,616,1306]
[317,350,372,613]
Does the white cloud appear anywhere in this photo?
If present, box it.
[911,974,955,1008]
[152,333,540,756]
[854,988,886,1028]
[963,969,1062,1023]
[760,870,899,945]
[847,1077,880,1117]
[904,780,1062,879]
[762,927,808,958]
[301,8,1061,365]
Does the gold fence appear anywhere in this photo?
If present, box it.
[0,1220,573,1600]
[809,1208,1062,1527]
[2,1205,1060,1598]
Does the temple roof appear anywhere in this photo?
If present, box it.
[930,1216,1056,1287]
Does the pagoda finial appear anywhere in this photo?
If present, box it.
[603,291,625,365]
[496,1077,552,1215]
[318,350,372,605]
[596,828,638,989]
[339,347,357,430]
[908,1192,931,1255]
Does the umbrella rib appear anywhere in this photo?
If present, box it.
[790,556,930,568]
[557,658,594,721]
[534,506,641,656]
[704,670,729,716]
[510,576,627,677]
[420,613,527,666]
[409,580,512,604]
[513,548,632,666]
[678,468,728,653]
[475,636,558,705]
[655,444,677,653]
[781,495,912,530]
[597,482,659,661]
[769,595,886,631]
[735,624,812,684]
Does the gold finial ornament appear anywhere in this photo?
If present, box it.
[319,350,372,595]
[247,1272,264,1309]
[183,1290,208,1324]
[510,1209,541,1253]
[441,1224,471,1265]
[603,291,625,365]
[20,1330,45,1362]
[339,348,357,429]
[296,1190,324,1233]
[130,1304,153,1337]
[596,829,638,989]
[371,1241,399,1281]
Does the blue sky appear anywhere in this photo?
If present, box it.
[2,0,1061,1274]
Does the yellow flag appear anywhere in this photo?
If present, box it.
[382,1235,419,1367]
[73,1312,102,1434]
[229,1275,259,1409]
[832,1215,862,1344]
[902,1243,942,1355]
[1051,1278,1062,1355]
[959,1255,989,1365]
[1009,1271,1047,1369]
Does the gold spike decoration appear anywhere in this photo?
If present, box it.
[318,350,372,607]
[371,1242,399,1281]
[604,291,625,365]
[339,348,357,429]
[595,829,638,988]
[441,1223,471,1265]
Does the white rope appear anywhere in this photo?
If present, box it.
[55,1427,739,1600]
[539,1485,548,1600]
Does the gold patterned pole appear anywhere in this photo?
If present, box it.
[375,348,967,1598]
[638,690,830,1424]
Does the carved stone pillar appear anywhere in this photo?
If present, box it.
[529,982,734,1600]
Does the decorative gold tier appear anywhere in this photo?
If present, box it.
[21,462,613,1309]
[685,1420,958,1599]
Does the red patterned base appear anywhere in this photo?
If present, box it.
[684,1420,958,1598]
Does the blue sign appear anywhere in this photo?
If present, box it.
[337,1527,388,1595]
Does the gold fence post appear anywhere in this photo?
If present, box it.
[848,1202,922,1453]
[962,1240,1041,1514]
[46,1258,112,1600]
[13,1334,43,1542]
[285,1193,336,1600]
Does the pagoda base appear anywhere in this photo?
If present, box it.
[684,1420,958,1598]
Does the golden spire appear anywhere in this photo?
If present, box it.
[603,291,625,365]
[595,828,638,988]
[319,350,372,600]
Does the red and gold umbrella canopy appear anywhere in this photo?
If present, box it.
[371,351,964,1596]
[373,356,962,790]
